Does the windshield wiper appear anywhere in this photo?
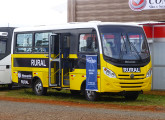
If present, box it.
[119,33,127,60]
[128,39,142,61]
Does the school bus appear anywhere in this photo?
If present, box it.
[11,22,152,101]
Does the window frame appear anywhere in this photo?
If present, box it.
[15,32,33,53]
[33,32,52,53]
[14,31,53,54]
[78,33,99,53]
[0,39,7,54]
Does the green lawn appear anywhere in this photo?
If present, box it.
[0,87,165,107]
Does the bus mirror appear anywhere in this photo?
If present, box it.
[92,29,96,33]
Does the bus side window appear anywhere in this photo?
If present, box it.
[16,33,32,53]
[79,33,98,52]
[34,32,52,53]
[0,39,7,54]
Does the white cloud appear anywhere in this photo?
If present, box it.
[0,0,67,27]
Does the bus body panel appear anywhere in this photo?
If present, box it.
[69,69,101,92]
[0,55,12,84]
[100,55,152,92]
[70,69,86,90]
[11,22,152,98]
[0,27,15,85]
[12,54,49,87]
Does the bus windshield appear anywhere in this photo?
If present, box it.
[99,25,150,61]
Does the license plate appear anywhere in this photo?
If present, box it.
[123,67,140,72]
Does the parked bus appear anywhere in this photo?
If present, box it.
[11,22,152,101]
[0,27,15,88]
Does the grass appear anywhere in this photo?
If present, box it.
[0,86,165,107]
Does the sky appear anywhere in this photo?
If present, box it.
[0,0,67,27]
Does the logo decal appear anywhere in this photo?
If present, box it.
[130,73,135,79]
[86,57,97,64]
[129,0,146,11]
[18,72,21,79]
[18,71,32,86]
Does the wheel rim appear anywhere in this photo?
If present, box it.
[35,82,42,94]
[86,91,95,99]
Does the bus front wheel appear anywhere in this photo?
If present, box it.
[85,90,99,101]
[33,80,47,96]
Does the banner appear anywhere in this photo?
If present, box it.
[129,0,165,11]
[86,55,98,91]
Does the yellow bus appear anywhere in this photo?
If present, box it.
[11,22,152,101]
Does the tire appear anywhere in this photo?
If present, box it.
[8,84,12,90]
[124,92,139,101]
[33,80,47,96]
[80,81,86,96]
[85,90,99,101]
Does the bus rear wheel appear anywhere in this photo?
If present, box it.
[85,90,99,101]
[33,80,47,96]
[124,92,139,101]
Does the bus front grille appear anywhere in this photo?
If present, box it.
[120,82,143,84]
[119,82,143,88]
[121,86,142,88]
[118,74,145,80]
[119,78,144,80]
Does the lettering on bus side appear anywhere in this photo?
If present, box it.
[14,58,49,68]
[31,59,46,67]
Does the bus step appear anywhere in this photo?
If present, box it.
[51,58,60,62]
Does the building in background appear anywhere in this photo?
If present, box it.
[67,0,165,90]
[143,23,165,90]
[67,0,165,22]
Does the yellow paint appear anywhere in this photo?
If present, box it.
[69,54,78,58]
[12,54,49,87]
[12,53,152,93]
[100,54,152,92]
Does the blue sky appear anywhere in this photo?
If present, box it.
[0,0,67,27]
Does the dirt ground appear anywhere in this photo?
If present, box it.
[144,91,165,96]
[0,90,165,120]
[0,100,165,120]
[0,90,165,113]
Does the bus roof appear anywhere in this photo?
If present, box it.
[14,22,141,32]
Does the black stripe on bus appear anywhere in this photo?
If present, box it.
[14,58,49,68]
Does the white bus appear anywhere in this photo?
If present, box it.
[0,27,15,88]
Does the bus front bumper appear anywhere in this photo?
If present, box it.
[101,76,152,93]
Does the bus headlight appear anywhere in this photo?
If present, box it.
[146,68,152,78]
[103,67,116,78]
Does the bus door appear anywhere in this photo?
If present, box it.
[49,34,60,87]
[49,33,71,88]
[61,34,71,87]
